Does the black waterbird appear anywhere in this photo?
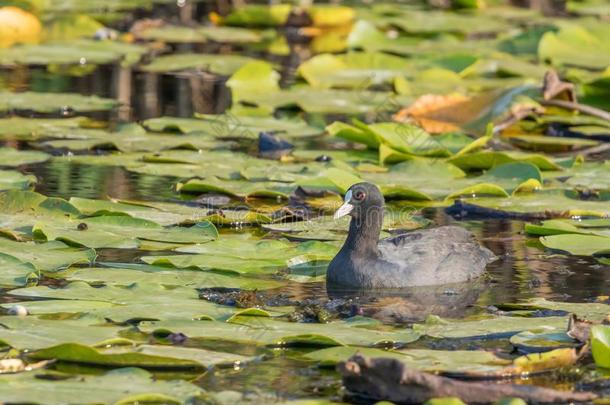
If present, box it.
[327,182,496,288]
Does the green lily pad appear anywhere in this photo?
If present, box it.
[507,135,599,152]
[8,281,237,322]
[500,298,610,321]
[414,315,567,339]
[64,264,281,290]
[177,177,291,199]
[0,40,147,67]
[304,346,510,374]
[563,162,610,191]
[0,170,36,191]
[0,117,86,139]
[234,85,411,115]
[33,216,218,249]
[70,197,272,226]
[591,325,610,369]
[143,234,335,276]
[0,148,50,167]
[525,219,610,237]
[328,121,449,157]
[0,253,39,287]
[448,151,563,171]
[139,315,420,347]
[0,239,94,272]
[135,25,208,43]
[141,53,255,75]
[227,60,280,103]
[509,328,578,353]
[30,343,204,369]
[365,161,540,201]
[538,23,610,69]
[298,52,412,89]
[0,316,125,350]
[0,91,118,113]
[540,234,610,256]
[0,368,203,405]
[459,190,610,217]
[199,26,264,43]
[144,114,322,138]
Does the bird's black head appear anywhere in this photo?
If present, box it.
[334,182,384,223]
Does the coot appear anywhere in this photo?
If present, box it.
[328,182,496,288]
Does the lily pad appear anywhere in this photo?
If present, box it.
[414,315,567,339]
[33,216,218,249]
[591,325,610,369]
[0,316,125,350]
[0,117,86,139]
[144,114,322,139]
[64,264,281,290]
[0,170,36,190]
[30,343,204,369]
[0,40,147,66]
[0,91,118,113]
[0,253,39,287]
[0,239,94,271]
[298,52,412,89]
[509,328,578,353]
[143,234,336,276]
[459,190,610,217]
[141,53,255,75]
[304,346,510,375]
[540,234,610,256]
[0,368,204,405]
[139,315,420,347]
[538,23,610,69]
[0,148,50,167]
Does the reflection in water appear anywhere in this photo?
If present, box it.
[27,160,178,201]
[327,280,485,323]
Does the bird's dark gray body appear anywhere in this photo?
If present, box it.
[327,183,497,289]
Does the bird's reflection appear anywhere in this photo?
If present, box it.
[327,279,485,324]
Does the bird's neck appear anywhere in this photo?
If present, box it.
[342,211,383,258]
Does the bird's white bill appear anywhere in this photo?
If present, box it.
[334,202,354,219]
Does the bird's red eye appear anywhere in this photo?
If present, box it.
[354,191,365,201]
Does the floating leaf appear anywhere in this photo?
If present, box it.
[0,148,50,167]
[538,23,610,69]
[0,91,118,113]
[30,343,204,369]
[0,40,146,66]
[414,315,567,339]
[0,316,125,350]
[141,53,255,75]
[298,52,411,89]
[0,368,203,405]
[33,216,218,249]
[0,170,36,191]
[509,328,578,353]
[227,60,280,103]
[540,234,610,256]
[0,239,94,271]
[591,325,610,369]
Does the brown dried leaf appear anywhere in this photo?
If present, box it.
[394,94,470,133]
[542,70,576,102]
[567,314,595,343]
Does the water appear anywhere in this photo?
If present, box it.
[2,2,609,401]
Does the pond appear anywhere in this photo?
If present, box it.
[0,1,609,404]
